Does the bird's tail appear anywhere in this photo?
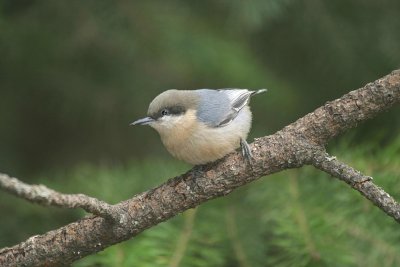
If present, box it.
[251,89,268,96]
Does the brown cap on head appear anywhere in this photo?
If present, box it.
[147,89,199,119]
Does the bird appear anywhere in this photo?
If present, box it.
[130,88,267,165]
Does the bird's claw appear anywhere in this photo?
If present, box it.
[240,138,253,163]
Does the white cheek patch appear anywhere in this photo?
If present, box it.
[158,115,183,129]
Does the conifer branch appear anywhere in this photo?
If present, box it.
[0,70,399,266]
[311,151,400,222]
[168,208,197,267]
[288,174,321,260]
[225,206,252,267]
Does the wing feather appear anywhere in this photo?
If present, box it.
[215,89,253,126]
[196,88,266,127]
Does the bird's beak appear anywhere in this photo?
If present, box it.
[130,117,155,126]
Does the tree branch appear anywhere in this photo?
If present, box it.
[311,151,400,222]
[0,173,120,221]
[0,70,399,267]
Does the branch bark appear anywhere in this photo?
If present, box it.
[0,173,120,221]
[0,70,399,267]
[312,152,400,221]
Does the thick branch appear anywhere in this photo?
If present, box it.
[0,70,399,266]
[311,151,400,222]
[288,71,400,146]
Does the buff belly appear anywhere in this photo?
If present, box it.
[158,107,252,165]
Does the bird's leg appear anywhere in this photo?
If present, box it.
[240,138,253,162]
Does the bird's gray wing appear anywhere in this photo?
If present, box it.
[217,89,254,126]
[196,89,253,127]
[222,89,253,112]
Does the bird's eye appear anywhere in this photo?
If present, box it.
[161,109,169,116]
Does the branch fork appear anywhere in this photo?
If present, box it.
[0,70,399,266]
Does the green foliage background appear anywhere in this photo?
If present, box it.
[0,0,400,266]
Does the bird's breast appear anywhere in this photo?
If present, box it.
[160,107,252,165]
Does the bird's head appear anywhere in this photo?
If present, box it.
[130,89,199,136]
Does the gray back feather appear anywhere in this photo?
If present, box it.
[196,89,231,127]
[196,89,262,127]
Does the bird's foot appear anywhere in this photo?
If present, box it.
[240,138,253,163]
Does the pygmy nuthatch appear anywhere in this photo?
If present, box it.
[131,89,267,165]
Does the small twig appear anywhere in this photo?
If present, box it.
[288,173,320,261]
[0,173,120,221]
[168,208,197,267]
[225,206,251,267]
[311,151,400,223]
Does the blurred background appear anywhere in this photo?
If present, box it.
[0,1,400,266]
